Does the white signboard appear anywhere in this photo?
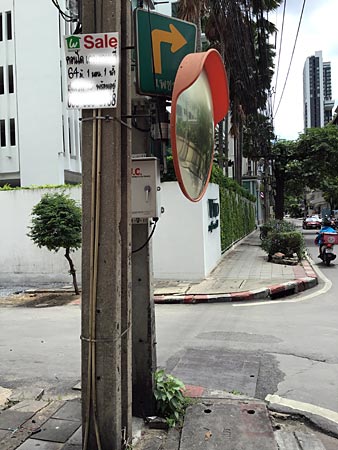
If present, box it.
[64,33,119,109]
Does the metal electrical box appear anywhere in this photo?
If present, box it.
[132,157,161,219]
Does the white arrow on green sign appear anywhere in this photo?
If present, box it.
[135,9,197,97]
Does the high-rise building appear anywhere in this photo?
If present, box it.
[0,0,81,187]
[303,50,334,130]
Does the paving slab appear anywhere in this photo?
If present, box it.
[61,444,82,450]
[295,431,327,449]
[32,418,81,443]
[0,401,64,450]
[171,348,260,397]
[52,399,81,422]
[11,400,49,414]
[65,425,82,445]
[274,430,301,450]
[163,427,180,450]
[0,410,35,431]
[15,439,63,450]
[180,400,277,450]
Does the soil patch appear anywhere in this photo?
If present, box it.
[0,292,80,308]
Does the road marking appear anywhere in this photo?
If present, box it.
[233,259,332,307]
[266,394,338,425]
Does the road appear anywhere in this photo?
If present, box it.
[156,223,338,415]
[0,221,338,420]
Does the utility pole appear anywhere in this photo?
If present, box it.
[131,97,159,417]
[81,1,132,449]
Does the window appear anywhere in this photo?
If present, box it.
[6,11,12,40]
[0,66,3,95]
[8,65,13,93]
[10,118,15,146]
[0,120,6,147]
[0,14,3,41]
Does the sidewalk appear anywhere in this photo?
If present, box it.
[153,230,318,304]
[0,231,328,450]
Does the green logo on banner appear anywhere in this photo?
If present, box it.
[66,35,81,51]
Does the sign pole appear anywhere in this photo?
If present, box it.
[81,1,131,449]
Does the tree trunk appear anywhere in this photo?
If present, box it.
[64,247,80,295]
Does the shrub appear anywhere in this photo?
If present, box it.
[261,230,305,260]
[154,370,189,427]
[260,219,296,238]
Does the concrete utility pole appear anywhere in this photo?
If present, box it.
[131,98,158,417]
[81,1,132,449]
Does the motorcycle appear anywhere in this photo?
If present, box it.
[317,232,338,266]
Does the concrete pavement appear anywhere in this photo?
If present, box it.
[1,229,334,449]
[153,230,318,304]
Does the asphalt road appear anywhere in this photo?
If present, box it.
[156,221,338,415]
[1,220,338,420]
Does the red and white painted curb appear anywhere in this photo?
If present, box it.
[154,261,318,305]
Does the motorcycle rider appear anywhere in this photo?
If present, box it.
[315,215,337,258]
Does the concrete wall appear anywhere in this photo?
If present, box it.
[152,182,221,280]
[0,183,221,285]
[0,187,81,286]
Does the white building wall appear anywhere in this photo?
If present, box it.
[0,187,81,286]
[15,0,63,185]
[0,184,221,284]
[0,0,19,175]
[0,0,81,187]
[152,182,221,280]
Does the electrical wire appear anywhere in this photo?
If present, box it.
[273,0,307,118]
[272,0,287,112]
[83,109,103,450]
[132,218,159,253]
[51,0,74,22]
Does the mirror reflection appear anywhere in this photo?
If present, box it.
[175,69,214,200]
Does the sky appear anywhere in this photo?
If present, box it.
[272,0,338,140]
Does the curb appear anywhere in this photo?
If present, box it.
[154,262,318,305]
[266,395,338,439]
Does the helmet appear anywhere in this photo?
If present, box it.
[323,216,331,226]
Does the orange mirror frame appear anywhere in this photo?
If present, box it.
[170,49,230,202]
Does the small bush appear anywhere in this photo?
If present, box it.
[261,230,305,260]
[260,219,296,238]
[154,370,189,427]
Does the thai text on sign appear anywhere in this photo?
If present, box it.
[64,33,119,109]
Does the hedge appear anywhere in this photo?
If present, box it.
[261,230,305,261]
[210,165,256,251]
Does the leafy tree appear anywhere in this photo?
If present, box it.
[28,192,81,294]
[295,125,338,188]
[321,177,338,211]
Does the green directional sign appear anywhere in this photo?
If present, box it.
[135,8,197,97]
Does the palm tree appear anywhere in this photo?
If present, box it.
[177,0,282,182]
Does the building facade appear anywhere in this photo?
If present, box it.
[0,0,81,187]
[303,50,334,130]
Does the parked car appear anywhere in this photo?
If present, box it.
[302,216,322,230]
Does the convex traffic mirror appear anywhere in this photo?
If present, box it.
[170,49,229,202]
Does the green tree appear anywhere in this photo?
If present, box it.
[321,177,338,211]
[295,125,338,188]
[28,192,82,294]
